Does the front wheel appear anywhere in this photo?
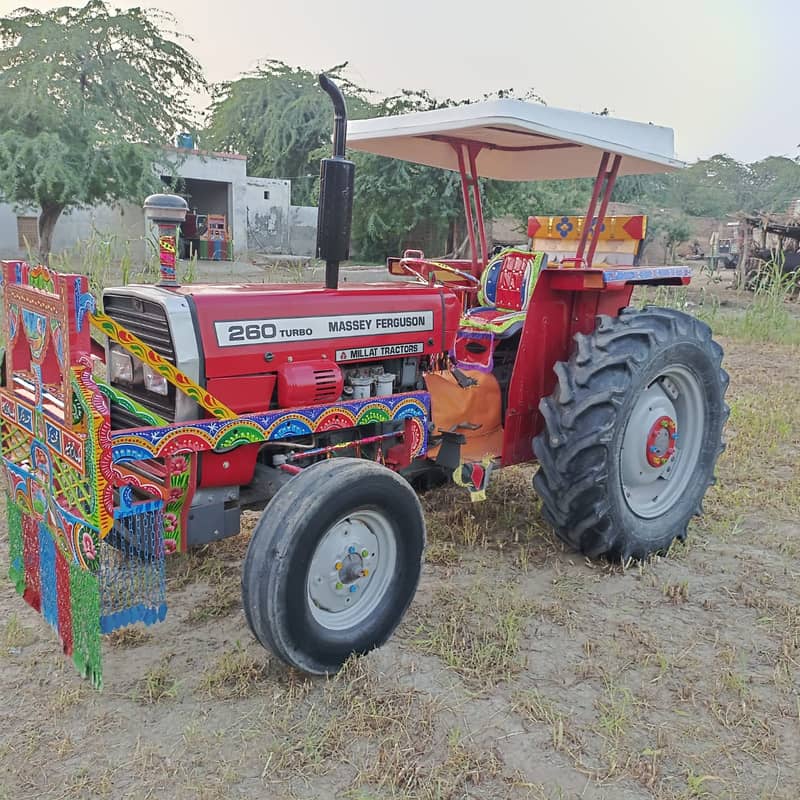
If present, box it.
[242,458,426,675]
[533,306,729,561]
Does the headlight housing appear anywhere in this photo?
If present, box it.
[109,349,133,383]
[143,364,168,396]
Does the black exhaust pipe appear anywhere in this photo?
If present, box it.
[316,74,355,290]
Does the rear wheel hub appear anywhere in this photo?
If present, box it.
[645,415,677,467]
[620,366,705,519]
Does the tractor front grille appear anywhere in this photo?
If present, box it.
[104,293,177,427]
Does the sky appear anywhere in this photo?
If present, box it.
[1,0,797,164]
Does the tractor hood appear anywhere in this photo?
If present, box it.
[168,282,462,379]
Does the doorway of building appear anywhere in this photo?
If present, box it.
[161,176,233,261]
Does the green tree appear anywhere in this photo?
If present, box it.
[748,156,800,214]
[661,213,692,263]
[346,88,465,261]
[0,0,205,260]
[204,61,372,206]
[668,155,753,217]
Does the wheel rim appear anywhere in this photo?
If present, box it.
[306,508,397,631]
[619,366,706,519]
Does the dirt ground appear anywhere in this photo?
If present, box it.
[1,281,799,799]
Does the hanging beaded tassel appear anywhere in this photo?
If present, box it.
[70,564,102,688]
[6,497,25,595]
[99,496,167,634]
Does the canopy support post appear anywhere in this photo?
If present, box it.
[455,143,487,274]
[575,151,621,267]
[586,154,621,268]
[468,145,488,267]
[575,152,608,264]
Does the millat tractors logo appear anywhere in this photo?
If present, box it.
[214,311,434,347]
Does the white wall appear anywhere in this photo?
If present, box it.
[0,204,33,260]
[289,206,318,257]
[53,202,145,257]
[245,177,291,253]
[0,201,146,261]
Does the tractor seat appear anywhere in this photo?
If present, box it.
[451,249,546,372]
[460,249,547,337]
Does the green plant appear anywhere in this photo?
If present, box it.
[49,229,156,307]
[180,251,199,284]
[707,257,800,345]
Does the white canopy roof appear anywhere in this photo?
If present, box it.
[346,99,683,181]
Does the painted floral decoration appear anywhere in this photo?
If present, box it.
[556,216,573,238]
[82,532,96,561]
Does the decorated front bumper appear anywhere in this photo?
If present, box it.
[0,261,431,687]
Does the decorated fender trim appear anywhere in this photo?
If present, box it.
[110,391,431,463]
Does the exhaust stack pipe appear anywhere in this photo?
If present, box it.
[316,74,355,290]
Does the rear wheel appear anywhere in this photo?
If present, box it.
[533,306,729,561]
[242,458,425,675]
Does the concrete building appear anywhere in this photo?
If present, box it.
[0,146,317,261]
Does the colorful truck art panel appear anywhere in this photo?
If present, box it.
[0,262,170,686]
[1,261,434,686]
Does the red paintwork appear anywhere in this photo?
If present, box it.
[284,429,402,463]
[501,269,634,465]
[646,416,677,467]
[277,360,343,408]
[164,282,459,491]
[455,143,488,270]
[494,253,533,311]
[170,282,462,379]
[385,418,416,469]
[169,453,197,552]
[22,514,40,612]
[198,377,268,488]
[622,216,646,239]
[147,147,686,490]
[206,374,276,413]
[55,547,72,656]
[526,217,542,239]
[575,152,610,263]
[90,338,106,363]
[468,147,488,267]
[585,155,621,267]
[200,446,260,489]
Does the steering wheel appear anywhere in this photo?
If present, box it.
[398,250,481,287]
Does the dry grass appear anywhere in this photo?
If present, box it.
[198,644,270,698]
[1,292,799,799]
[410,584,532,689]
[132,657,179,704]
[106,626,152,648]
[185,570,241,623]
[2,613,34,651]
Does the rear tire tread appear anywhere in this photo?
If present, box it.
[533,305,728,561]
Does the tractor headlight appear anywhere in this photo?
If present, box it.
[143,364,168,396]
[110,350,133,384]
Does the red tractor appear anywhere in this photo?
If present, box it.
[1,76,728,682]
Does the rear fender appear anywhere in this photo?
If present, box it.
[502,268,643,466]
